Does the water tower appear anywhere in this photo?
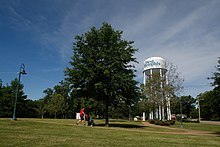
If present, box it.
[143,57,171,120]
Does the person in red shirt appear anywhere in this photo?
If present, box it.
[76,108,85,125]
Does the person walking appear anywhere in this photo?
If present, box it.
[76,107,85,125]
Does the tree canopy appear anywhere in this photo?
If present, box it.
[209,57,220,88]
[0,79,29,118]
[65,22,139,126]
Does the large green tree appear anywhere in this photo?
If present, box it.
[204,57,220,120]
[35,98,46,118]
[47,93,65,118]
[65,22,139,126]
[180,95,196,118]
[209,57,220,119]
[53,80,70,118]
[197,91,220,120]
[171,95,196,118]
[209,57,220,87]
[141,73,165,119]
[0,83,14,117]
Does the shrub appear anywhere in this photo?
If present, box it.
[148,119,155,124]
[160,121,170,126]
[154,120,161,125]
[148,119,171,126]
[166,120,175,125]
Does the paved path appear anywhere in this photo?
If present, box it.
[201,121,220,125]
[142,122,220,137]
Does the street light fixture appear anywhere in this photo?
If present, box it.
[12,64,27,120]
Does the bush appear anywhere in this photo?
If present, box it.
[148,119,155,124]
[160,121,170,126]
[148,119,170,126]
[154,120,162,125]
[166,120,176,125]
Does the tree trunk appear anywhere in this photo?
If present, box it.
[104,98,109,126]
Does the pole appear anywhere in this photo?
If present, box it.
[179,97,183,128]
[12,64,26,121]
[198,97,201,123]
[12,72,21,120]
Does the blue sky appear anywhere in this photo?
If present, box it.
[0,0,220,100]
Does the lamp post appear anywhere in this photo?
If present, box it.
[198,97,200,123]
[179,97,183,128]
[12,64,27,120]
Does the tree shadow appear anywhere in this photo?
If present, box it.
[109,119,128,122]
[95,123,146,128]
[210,132,220,137]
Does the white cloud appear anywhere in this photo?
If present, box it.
[115,1,220,97]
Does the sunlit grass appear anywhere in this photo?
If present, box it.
[173,121,220,132]
[0,118,219,146]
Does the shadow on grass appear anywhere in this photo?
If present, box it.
[211,132,220,137]
[109,119,128,122]
[95,123,146,128]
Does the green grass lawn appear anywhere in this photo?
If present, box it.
[0,118,220,147]
[173,121,220,132]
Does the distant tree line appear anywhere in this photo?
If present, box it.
[0,78,37,118]
[0,74,219,121]
[0,76,218,120]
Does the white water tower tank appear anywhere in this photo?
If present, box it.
[143,57,167,84]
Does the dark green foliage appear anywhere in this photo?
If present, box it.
[148,119,156,124]
[65,22,139,125]
[46,93,65,118]
[209,57,220,87]
[170,96,180,114]
[148,119,174,126]
[180,95,196,118]
[37,81,72,119]
[204,57,220,120]
[189,108,199,119]
[160,121,170,126]
[196,57,220,121]
[166,119,176,125]
[170,95,196,119]
[0,87,14,117]
[0,79,29,118]
[109,103,129,119]
[22,99,38,118]
[198,90,220,120]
